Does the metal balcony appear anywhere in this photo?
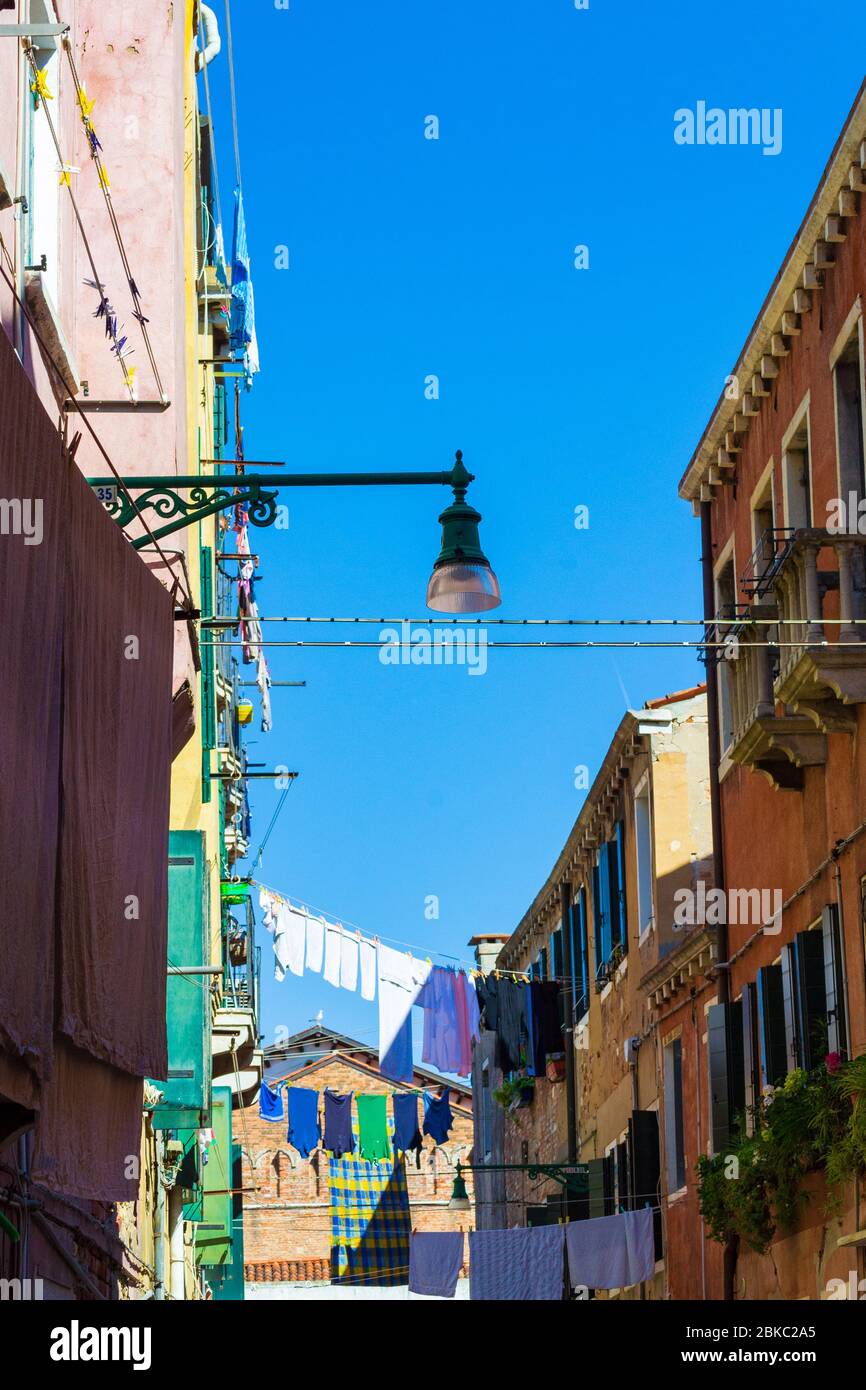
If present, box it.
[721,529,866,788]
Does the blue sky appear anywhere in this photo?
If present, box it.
[203,1,866,1057]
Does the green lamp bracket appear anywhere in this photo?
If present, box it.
[86,454,476,552]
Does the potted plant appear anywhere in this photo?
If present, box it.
[546,1052,566,1083]
[493,1074,535,1113]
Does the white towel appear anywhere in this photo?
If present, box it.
[340,928,359,992]
[323,921,342,988]
[276,903,305,979]
[305,914,324,973]
[359,936,376,1001]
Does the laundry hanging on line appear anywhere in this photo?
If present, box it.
[408,1231,464,1298]
[258,1083,455,1160]
[256,888,481,1078]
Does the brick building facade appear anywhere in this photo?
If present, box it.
[474,689,712,1298]
[241,1027,474,1286]
[677,77,866,1301]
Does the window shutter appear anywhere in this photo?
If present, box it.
[616,1139,631,1211]
[707,1004,731,1154]
[587,1157,609,1219]
[822,904,848,1057]
[742,983,759,1135]
[613,820,628,954]
[578,888,589,1013]
[794,927,827,1070]
[629,1110,662,1259]
[758,964,788,1087]
[552,928,564,982]
[727,999,745,1135]
[780,944,801,1072]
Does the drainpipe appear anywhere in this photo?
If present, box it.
[154,1139,166,1301]
[700,498,736,1302]
[196,4,222,70]
[560,881,578,1167]
[168,1182,186,1301]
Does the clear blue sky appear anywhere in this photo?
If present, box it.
[203,1,866,1057]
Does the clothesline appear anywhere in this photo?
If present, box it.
[250,877,478,969]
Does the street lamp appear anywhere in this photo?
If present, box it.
[426,451,501,614]
[89,448,501,613]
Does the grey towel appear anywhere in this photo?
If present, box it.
[565,1208,656,1290]
[469,1226,566,1301]
[409,1232,464,1298]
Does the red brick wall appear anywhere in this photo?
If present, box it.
[240,1056,475,1280]
[705,150,866,1299]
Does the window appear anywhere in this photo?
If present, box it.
[634,782,654,935]
[782,406,812,529]
[757,963,788,1088]
[754,910,848,1093]
[715,556,736,754]
[663,1037,686,1192]
[592,854,610,985]
[707,1001,745,1153]
[628,1109,663,1257]
[751,472,777,594]
[551,927,563,982]
[27,3,62,308]
[593,824,627,985]
[572,887,590,1020]
[610,820,628,955]
[834,321,866,503]
[480,1061,492,1161]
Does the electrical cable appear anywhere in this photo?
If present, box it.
[222,0,243,195]
[200,637,864,650]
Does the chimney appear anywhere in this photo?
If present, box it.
[468,934,511,973]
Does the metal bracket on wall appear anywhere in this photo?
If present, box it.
[85,473,282,549]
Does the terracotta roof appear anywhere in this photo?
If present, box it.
[644,683,707,709]
[244,1257,469,1284]
[245,1258,331,1284]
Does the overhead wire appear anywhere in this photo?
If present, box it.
[222,0,243,194]
[199,637,864,650]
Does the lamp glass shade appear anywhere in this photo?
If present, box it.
[426,561,501,614]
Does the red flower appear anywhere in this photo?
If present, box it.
[826,1052,842,1074]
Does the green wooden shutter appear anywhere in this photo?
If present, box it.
[149,831,211,1130]
[196,1087,234,1267]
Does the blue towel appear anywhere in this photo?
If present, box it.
[287,1086,321,1158]
[259,1082,283,1123]
[409,1232,464,1298]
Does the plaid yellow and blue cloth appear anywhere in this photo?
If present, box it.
[328,1153,412,1286]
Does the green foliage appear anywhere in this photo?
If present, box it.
[696,1056,866,1254]
[492,1074,535,1113]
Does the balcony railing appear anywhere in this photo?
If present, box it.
[720,529,866,788]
